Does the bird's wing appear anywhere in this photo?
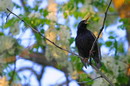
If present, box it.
[75,34,90,58]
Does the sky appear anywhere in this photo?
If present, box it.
[4,0,127,86]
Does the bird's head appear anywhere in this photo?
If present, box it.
[78,16,90,29]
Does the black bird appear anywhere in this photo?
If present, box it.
[75,17,101,68]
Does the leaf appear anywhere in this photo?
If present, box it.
[43,9,49,17]
[63,12,68,19]
[105,41,113,47]
[114,39,118,56]
[0,32,4,36]
[13,3,21,9]
[109,7,116,12]
[117,73,129,84]
[117,25,125,30]
[35,33,42,46]
[117,43,125,54]
[76,62,83,71]
[101,63,113,74]
[70,55,83,71]
[33,5,39,11]
[70,56,77,62]
[93,16,100,22]
[109,36,115,39]
[68,37,75,45]
[4,18,15,28]
[40,29,44,34]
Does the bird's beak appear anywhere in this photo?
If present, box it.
[84,16,90,24]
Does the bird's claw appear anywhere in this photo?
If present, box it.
[82,58,88,69]
[83,58,88,63]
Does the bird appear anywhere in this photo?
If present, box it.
[75,16,101,68]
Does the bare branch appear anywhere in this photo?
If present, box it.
[19,49,57,66]
[89,0,112,57]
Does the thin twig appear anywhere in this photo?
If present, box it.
[77,76,102,84]
[6,13,10,23]
[89,0,112,57]
[6,1,114,85]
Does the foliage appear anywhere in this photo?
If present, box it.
[0,0,129,86]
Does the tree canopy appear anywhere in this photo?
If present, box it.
[0,0,130,86]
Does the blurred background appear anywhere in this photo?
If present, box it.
[0,0,130,86]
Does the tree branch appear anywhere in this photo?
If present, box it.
[6,0,114,85]
[89,0,114,86]
[19,49,57,66]
[89,0,112,56]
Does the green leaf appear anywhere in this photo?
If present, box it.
[101,63,113,74]
[117,73,129,84]
[76,62,83,71]
[33,5,39,11]
[68,37,75,45]
[43,9,49,17]
[4,18,15,28]
[105,41,113,47]
[128,59,130,63]
[114,39,118,56]
[35,33,42,46]
[40,29,44,34]
[118,25,125,30]
[63,12,68,19]
[109,7,115,12]
[93,16,100,22]
[0,32,4,36]
[119,44,124,53]
[70,56,77,62]
[13,3,21,9]
[70,55,83,71]
[109,36,115,39]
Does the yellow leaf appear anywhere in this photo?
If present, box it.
[0,77,9,86]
